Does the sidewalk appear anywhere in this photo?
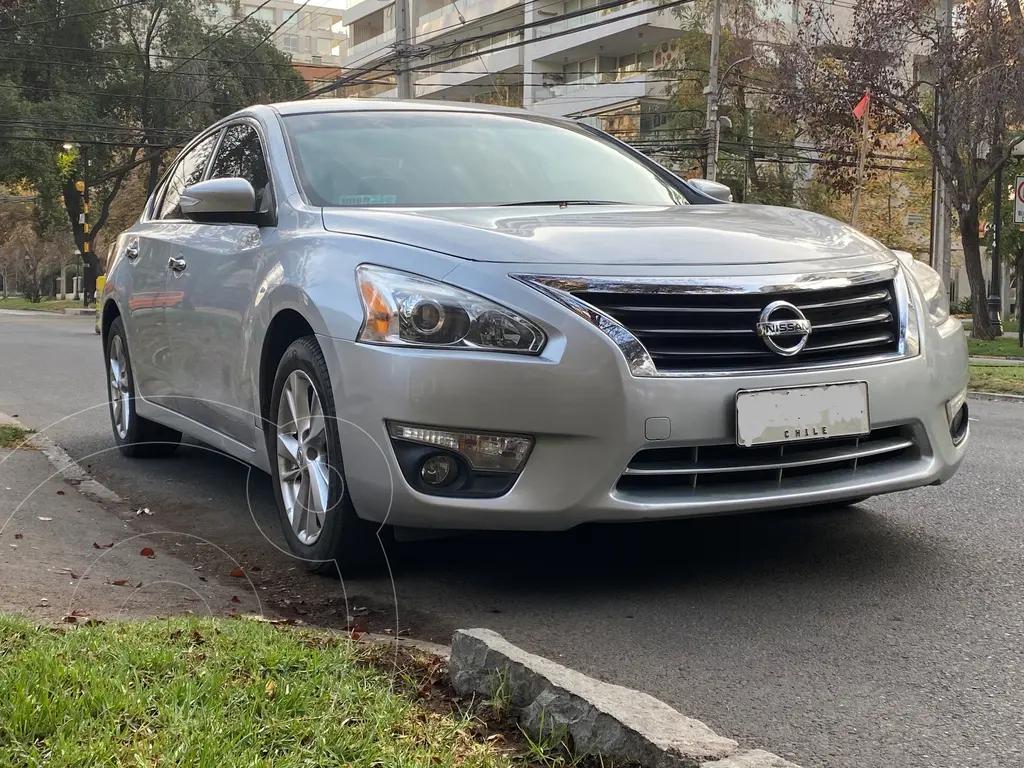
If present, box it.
[0,438,261,623]
[970,356,1024,365]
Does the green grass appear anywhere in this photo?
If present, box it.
[959,317,1020,334]
[0,424,34,449]
[0,297,84,312]
[970,364,1024,395]
[966,336,1024,358]
[0,615,515,768]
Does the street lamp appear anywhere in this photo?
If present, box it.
[705,56,753,182]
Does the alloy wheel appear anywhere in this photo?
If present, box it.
[108,335,131,440]
[276,370,331,545]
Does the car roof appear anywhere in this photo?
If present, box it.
[266,98,539,118]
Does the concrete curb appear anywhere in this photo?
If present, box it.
[0,412,121,505]
[968,390,1024,403]
[450,628,800,768]
[62,308,97,316]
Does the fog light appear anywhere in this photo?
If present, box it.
[388,422,533,472]
[420,454,455,486]
[950,402,969,445]
[945,386,968,425]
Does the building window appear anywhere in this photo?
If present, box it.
[245,5,275,24]
[315,13,332,30]
[316,37,333,55]
[301,35,312,53]
[279,34,299,52]
[207,2,234,22]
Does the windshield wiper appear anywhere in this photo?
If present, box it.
[499,200,622,207]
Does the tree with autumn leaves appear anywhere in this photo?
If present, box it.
[776,0,1024,339]
[0,0,306,306]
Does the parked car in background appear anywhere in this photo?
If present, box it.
[99,99,970,571]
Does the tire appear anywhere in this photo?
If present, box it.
[105,316,182,458]
[267,336,384,574]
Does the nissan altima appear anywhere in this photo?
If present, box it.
[100,99,969,571]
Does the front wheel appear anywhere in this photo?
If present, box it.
[105,317,182,458]
[267,337,384,574]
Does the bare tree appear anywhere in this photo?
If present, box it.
[777,0,1024,339]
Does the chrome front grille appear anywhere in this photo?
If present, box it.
[617,426,919,493]
[571,279,901,373]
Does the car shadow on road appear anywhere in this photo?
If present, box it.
[120,443,954,640]
[391,502,944,594]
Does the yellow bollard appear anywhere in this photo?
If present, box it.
[95,275,106,335]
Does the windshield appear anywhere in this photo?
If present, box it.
[281,110,688,208]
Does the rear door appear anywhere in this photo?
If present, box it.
[163,121,274,448]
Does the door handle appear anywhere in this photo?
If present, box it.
[124,238,140,262]
[168,256,187,274]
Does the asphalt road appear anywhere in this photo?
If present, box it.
[3,309,1023,768]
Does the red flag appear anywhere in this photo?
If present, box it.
[852,90,871,120]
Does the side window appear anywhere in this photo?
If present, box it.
[209,124,271,211]
[158,133,219,220]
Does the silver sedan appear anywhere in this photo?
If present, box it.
[100,99,970,571]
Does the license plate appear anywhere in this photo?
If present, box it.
[735,382,870,448]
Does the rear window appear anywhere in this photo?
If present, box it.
[281,110,687,208]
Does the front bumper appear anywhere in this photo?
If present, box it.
[321,273,969,532]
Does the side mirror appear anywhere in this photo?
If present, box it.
[180,177,257,222]
[688,178,734,203]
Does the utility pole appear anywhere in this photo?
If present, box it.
[394,0,414,99]
[929,0,953,293]
[850,90,871,229]
[80,145,93,307]
[704,0,722,181]
[989,160,1004,334]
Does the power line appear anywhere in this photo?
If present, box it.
[303,0,694,99]
[0,0,149,33]
[0,54,321,85]
[137,0,280,100]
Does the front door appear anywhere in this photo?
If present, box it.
[164,122,275,448]
[138,131,220,413]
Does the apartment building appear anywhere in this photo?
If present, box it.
[337,0,683,120]
[203,1,348,66]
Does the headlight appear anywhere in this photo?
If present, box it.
[896,253,949,327]
[356,265,546,353]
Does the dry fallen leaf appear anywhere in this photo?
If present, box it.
[110,579,130,587]
[92,542,113,549]
[37,517,52,522]
[14,533,23,540]
[140,547,155,558]
[55,490,65,496]
[231,596,241,604]
[265,679,277,699]
[230,568,244,578]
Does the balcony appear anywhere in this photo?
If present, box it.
[529,68,670,117]
[534,0,643,36]
[528,0,678,61]
[418,30,523,74]
[416,0,521,40]
[414,41,523,99]
[345,28,396,63]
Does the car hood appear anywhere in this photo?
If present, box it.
[321,204,894,266]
